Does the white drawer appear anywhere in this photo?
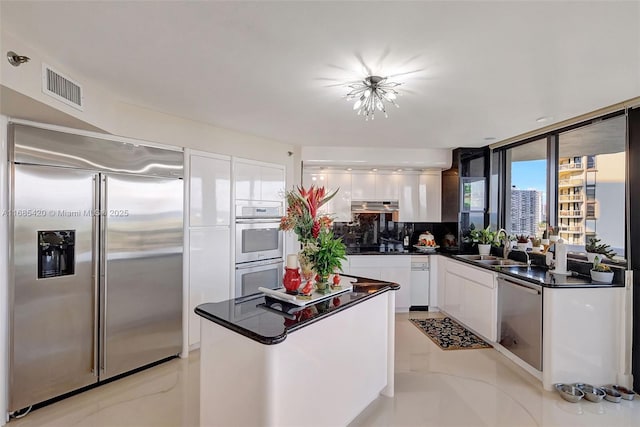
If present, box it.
[446,259,496,289]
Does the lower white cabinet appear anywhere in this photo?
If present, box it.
[347,255,411,312]
[189,227,231,347]
[443,259,497,342]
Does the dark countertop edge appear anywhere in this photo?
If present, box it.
[194,306,288,345]
[194,280,399,345]
[438,252,624,289]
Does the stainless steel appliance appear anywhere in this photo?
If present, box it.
[235,202,283,264]
[410,256,430,310]
[351,200,399,214]
[235,258,284,300]
[497,274,543,370]
[234,201,283,299]
[9,124,183,412]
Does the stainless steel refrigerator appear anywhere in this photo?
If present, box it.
[9,124,184,412]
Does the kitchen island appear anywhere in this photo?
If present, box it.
[195,276,399,427]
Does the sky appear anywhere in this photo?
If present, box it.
[511,160,547,193]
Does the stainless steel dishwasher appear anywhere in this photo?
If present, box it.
[497,274,542,370]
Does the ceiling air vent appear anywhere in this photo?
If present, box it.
[42,64,84,110]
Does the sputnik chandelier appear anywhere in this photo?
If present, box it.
[346,75,401,120]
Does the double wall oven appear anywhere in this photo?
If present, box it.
[235,201,284,299]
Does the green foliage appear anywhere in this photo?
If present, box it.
[585,237,616,259]
[592,255,612,272]
[469,225,497,245]
[309,229,347,280]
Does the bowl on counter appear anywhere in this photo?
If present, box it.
[554,383,584,403]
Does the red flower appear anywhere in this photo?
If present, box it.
[311,220,321,238]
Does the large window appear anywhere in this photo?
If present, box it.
[504,139,547,237]
[557,115,626,257]
[496,112,627,261]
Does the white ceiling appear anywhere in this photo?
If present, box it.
[2,1,639,150]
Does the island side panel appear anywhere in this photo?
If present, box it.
[272,292,391,426]
[199,290,394,427]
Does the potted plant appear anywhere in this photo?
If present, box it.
[591,255,614,284]
[585,237,616,263]
[515,234,530,251]
[469,225,496,256]
[309,228,347,293]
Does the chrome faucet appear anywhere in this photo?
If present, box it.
[496,229,510,259]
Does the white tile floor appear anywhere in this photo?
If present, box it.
[9,312,640,427]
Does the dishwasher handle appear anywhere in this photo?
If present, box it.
[498,276,541,295]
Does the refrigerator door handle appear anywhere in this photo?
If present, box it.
[92,174,100,376]
[99,175,108,374]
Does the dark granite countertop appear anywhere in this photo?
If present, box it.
[441,252,625,289]
[195,275,399,345]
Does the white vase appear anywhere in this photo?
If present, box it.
[478,244,491,256]
[517,242,528,251]
[590,270,614,284]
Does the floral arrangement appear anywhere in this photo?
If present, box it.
[280,186,347,287]
[592,256,612,273]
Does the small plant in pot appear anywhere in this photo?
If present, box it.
[585,237,616,263]
[590,255,614,284]
[515,234,530,251]
[469,225,496,256]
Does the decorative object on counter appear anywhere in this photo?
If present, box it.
[469,225,497,256]
[346,75,401,120]
[600,386,623,403]
[515,234,530,251]
[283,265,302,294]
[443,231,457,248]
[258,282,352,307]
[591,256,614,284]
[414,231,439,253]
[546,226,559,244]
[280,185,347,294]
[409,317,492,350]
[552,238,570,275]
[585,237,617,262]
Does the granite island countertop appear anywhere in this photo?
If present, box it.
[195,275,399,345]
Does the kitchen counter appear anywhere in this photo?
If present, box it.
[196,274,398,427]
[441,252,625,288]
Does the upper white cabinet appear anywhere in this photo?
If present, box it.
[398,174,420,222]
[235,160,285,202]
[375,173,400,200]
[421,171,442,222]
[303,168,442,222]
[326,171,352,222]
[351,172,377,200]
[190,153,231,227]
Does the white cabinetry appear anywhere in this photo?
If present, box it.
[235,160,285,201]
[347,255,411,312]
[190,154,231,226]
[326,171,352,222]
[398,174,420,222]
[420,171,442,222]
[443,259,497,341]
[375,173,400,200]
[188,150,232,348]
[351,172,377,200]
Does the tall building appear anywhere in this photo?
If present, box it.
[510,187,542,236]
[558,153,625,252]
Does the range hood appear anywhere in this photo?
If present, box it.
[351,200,399,213]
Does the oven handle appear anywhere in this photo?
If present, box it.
[236,218,282,224]
[236,259,284,270]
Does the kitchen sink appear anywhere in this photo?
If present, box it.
[454,254,498,261]
[476,259,527,266]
